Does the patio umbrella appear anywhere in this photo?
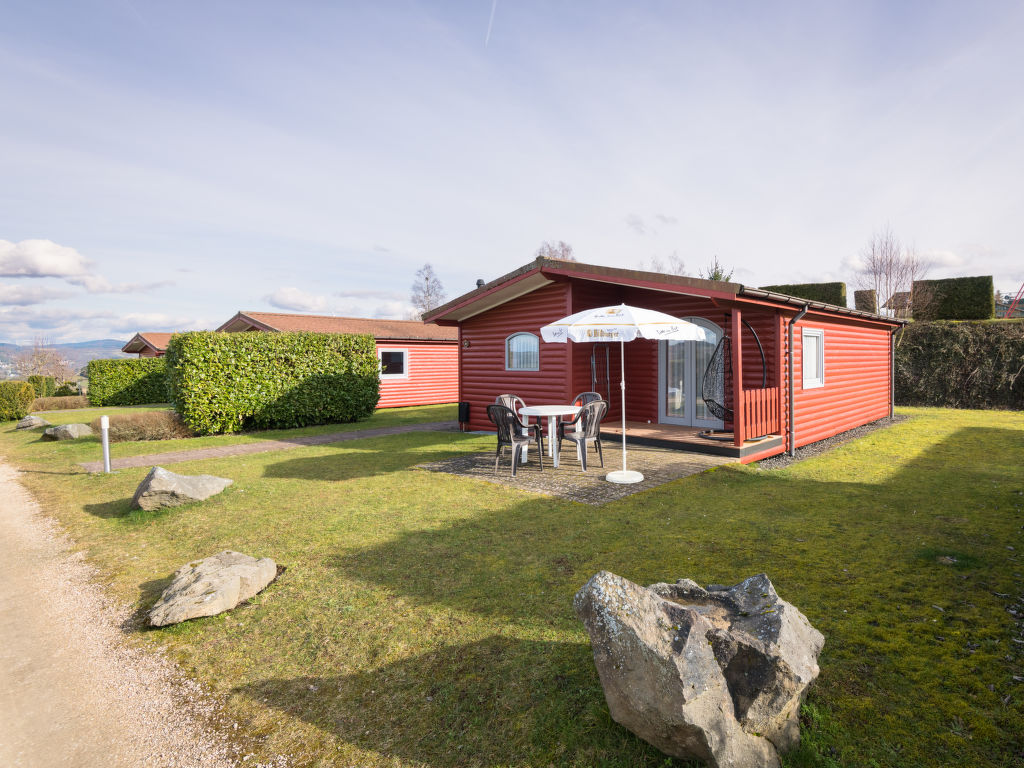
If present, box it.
[540,304,713,484]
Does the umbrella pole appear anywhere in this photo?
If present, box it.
[606,338,644,484]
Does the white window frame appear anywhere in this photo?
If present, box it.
[378,347,409,379]
[801,329,825,389]
[505,332,540,371]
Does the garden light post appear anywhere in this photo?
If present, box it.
[100,415,111,474]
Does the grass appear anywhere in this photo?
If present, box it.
[1,405,1022,767]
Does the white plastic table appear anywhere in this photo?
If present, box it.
[518,404,581,468]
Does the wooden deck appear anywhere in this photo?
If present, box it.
[601,421,785,460]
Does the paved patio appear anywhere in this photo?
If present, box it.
[419,442,736,505]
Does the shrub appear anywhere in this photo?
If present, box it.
[89,411,192,442]
[165,331,380,435]
[854,289,877,314]
[0,381,36,421]
[912,275,994,320]
[31,395,91,411]
[54,381,80,396]
[895,319,1024,409]
[87,358,168,406]
[761,282,847,307]
[27,375,56,397]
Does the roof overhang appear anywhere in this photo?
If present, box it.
[216,312,279,333]
[121,333,162,354]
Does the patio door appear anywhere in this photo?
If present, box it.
[658,317,724,429]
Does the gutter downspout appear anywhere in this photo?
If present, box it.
[787,304,809,457]
[889,326,898,419]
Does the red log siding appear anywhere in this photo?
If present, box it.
[790,316,892,447]
[460,282,572,431]
[376,341,459,408]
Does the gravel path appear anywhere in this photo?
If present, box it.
[756,415,908,470]
[0,459,250,768]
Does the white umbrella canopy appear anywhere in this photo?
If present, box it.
[540,304,713,484]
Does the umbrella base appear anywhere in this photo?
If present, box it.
[606,469,644,484]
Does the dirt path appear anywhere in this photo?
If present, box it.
[0,459,246,768]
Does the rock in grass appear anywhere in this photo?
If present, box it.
[574,571,824,768]
[16,415,50,430]
[42,423,92,440]
[149,550,277,627]
[131,466,232,511]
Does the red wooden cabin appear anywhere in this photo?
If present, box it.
[216,311,459,409]
[122,332,173,358]
[425,257,904,463]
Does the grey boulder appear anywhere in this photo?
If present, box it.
[42,423,93,440]
[574,571,824,768]
[149,550,277,627]
[16,415,50,430]
[131,466,232,511]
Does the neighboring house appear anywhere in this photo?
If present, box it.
[425,257,905,463]
[121,332,173,358]
[216,311,459,408]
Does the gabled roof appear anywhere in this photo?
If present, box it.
[121,332,174,355]
[216,311,458,342]
[424,257,905,326]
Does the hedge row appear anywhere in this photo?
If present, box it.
[854,289,877,314]
[913,275,994,320]
[27,375,56,397]
[87,358,169,406]
[0,381,36,421]
[895,320,1024,409]
[165,331,380,435]
[761,282,847,307]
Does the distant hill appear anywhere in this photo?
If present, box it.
[0,339,132,371]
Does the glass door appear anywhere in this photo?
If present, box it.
[658,318,724,429]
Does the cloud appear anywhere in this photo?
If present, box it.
[625,214,647,235]
[335,288,405,301]
[0,239,92,278]
[107,313,208,333]
[264,286,328,312]
[920,249,966,269]
[654,214,678,225]
[66,274,175,293]
[0,283,73,305]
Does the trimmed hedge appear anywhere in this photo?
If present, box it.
[87,358,169,406]
[912,275,994,320]
[165,331,380,435]
[895,320,1024,409]
[27,375,56,397]
[0,381,36,421]
[761,282,847,307]
[854,289,877,314]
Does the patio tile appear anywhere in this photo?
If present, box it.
[419,443,736,505]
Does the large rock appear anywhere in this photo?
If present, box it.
[16,415,50,430]
[131,466,233,511]
[574,571,824,768]
[42,423,92,440]
[149,550,277,627]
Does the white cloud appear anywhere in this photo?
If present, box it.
[625,214,647,236]
[920,249,966,270]
[264,286,328,312]
[108,313,208,333]
[0,239,92,278]
[66,274,175,294]
[335,288,405,301]
[0,283,73,305]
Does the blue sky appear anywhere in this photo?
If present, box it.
[1,1,1021,343]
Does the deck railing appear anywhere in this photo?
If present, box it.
[741,387,781,438]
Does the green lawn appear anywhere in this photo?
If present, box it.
[1,406,1021,767]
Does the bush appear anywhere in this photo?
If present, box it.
[0,381,36,421]
[87,358,168,406]
[761,282,847,307]
[854,289,877,314]
[165,331,380,435]
[31,395,91,411]
[27,375,56,397]
[89,411,192,442]
[54,381,80,396]
[895,319,1024,409]
[913,275,994,320]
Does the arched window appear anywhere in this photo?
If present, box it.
[506,332,539,371]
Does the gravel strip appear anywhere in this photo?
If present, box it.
[755,415,909,470]
[0,459,286,768]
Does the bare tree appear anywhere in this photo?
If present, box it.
[410,263,447,319]
[535,240,576,261]
[699,256,734,282]
[856,226,930,318]
[637,252,688,275]
[13,336,74,383]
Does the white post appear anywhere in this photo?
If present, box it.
[620,339,627,472]
[100,415,111,474]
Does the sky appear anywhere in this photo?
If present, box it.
[1,0,1022,344]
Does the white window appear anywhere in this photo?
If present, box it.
[379,348,409,379]
[802,329,824,389]
[506,333,539,371]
